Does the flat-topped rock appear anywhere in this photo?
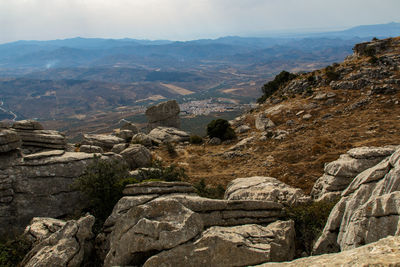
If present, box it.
[79,144,104,153]
[15,129,66,150]
[225,176,310,205]
[82,134,125,151]
[123,181,196,196]
[148,127,190,143]
[23,150,65,160]
[12,120,44,130]
[0,129,21,152]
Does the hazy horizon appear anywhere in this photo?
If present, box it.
[1,0,400,44]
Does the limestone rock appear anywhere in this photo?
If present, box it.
[0,129,21,152]
[81,134,125,151]
[255,113,275,131]
[131,133,156,147]
[259,236,400,267]
[144,220,295,267]
[22,215,95,267]
[313,147,400,254]
[236,125,251,134]
[115,129,134,142]
[119,144,152,169]
[225,176,310,205]
[208,137,222,145]
[104,198,204,266]
[120,121,139,133]
[311,146,397,201]
[148,127,190,143]
[145,100,181,130]
[24,217,66,244]
[111,143,128,154]
[79,145,104,153]
[12,120,44,130]
[14,129,66,151]
[123,181,196,196]
[229,136,254,151]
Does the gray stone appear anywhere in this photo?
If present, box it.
[12,120,44,130]
[255,113,276,131]
[24,217,66,244]
[259,236,400,267]
[120,121,139,133]
[225,176,310,205]
[236,125,251,134]
[302,114,312,120]
[15,129,66,151]
[0,129,21,152]
[313,147,400,254]
[79,145,104,153]
[104,198,204,266]
[111,143,128,154]
[22,215,95,267]
[131,133,156,147]
[145,220,295,267]
[228,136,254,151]
[148,127,190,143]
[81,134,125,151]
[119,144,152,169]
[208,137,222,145]
[145,100,180,130]
[115,129,134,141]
[123,181,196,196]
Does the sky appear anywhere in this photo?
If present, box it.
[0,0,399,43]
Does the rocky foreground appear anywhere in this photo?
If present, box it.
[1,37,400,266]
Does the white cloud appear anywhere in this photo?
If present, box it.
[0,0,399,43]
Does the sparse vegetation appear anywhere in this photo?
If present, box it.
[190,135,203,144]
[206,119,236,141]
[137,160,187,182]
[164,142,178,157]
[193,179,225,199]
[325,65,340,82]
[257,70,297,103]
[0,235,31,267]
[283,199,339,257]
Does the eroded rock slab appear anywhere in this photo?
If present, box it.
[119,144,152,169]
[148,127,190,143]
[144,220,295,267]
[81,134,125,151]
[145,100,181,130]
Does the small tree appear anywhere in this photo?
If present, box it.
[257,70,297,103]
[206,119,236,141]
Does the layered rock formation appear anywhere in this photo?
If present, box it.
[313,147,400,254]
[22,215,95,267]
[311,146,397,201]
[145,100,181,130]
[259,235,400,267]
[81,134,125,151]
[225,176,310,205]
[97,181,291,266]
[0,129,21,153]
[148,126,190,143]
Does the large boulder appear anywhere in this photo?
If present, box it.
[119,144,152,169]
[12,120,44,130]
[255,113,275,131]
[0,129,21,152]
[131,133,156,147]
[145,100,181,130]
[225,176,310,205]
[258,235,400,267]
[22,215,95,267]
[103,198,204,266]
[79,145,103,153]
[311,146,397,201]
[81,134,125,151]
[24,217,66,244]
[144,220,295,267]
[313,147,400,254]
[148,127,190,143]
[0,150,120,236]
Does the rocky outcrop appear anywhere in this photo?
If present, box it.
[255,113,275,131]
[22,215,95,267]
[97,181,285,266]
[120,121,139,133]
[10,120,66,153]
[145,220,295,267]
[148,127,190,143]
[81,134,125,151]
[115,129,134,142]
[225,176,310,205]
[24,217,66,244]
[119,144,152,169]
[0,129,21,152]
[131,133,156,147]
[311,146,397,201]
[145,100,181,130]
[313,147,400,254]
[79,145,104,153]
[0,148,119,237]
[259,235,400,267]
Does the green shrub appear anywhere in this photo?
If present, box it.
[0,235,31,267]
[364,46,376,57]
[137,160,187,182]
[283,199,338,256]
[194,179,225,199]
[190,135,203,144]
[206,119,236,141]
[72,156,130,223]
[257,70,297,103]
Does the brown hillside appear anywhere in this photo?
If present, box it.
[155,37,400,194]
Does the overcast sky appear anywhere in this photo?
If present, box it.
[1,0,399,43]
